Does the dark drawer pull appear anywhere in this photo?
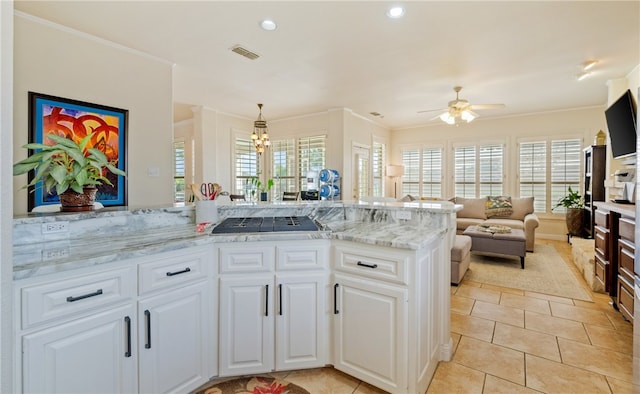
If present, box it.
[278,284,283,316]
[265,284,269,317]
[357,261,378,269]
[66,289,103,302]
[333,283,339,314]
[166,267,191,276]
[144,309,151,349]
[124,316,132,358]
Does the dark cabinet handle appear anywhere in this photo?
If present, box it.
[334,283,339,314]
[124,316,131,358]
[278,284,283,316]
[66,289,103,302]
[144,309,151,349]
[357,261,378,269]
[166,267,191,276]
[265,285,270,317]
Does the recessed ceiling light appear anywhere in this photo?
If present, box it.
[260,19,277,31]
[386,6,405,19]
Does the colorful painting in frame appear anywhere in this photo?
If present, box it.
[28,92,128,210]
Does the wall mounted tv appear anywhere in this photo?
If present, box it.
[605,89,637,159]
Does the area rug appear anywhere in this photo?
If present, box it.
[193,376,310,394]
[463,244,592,301]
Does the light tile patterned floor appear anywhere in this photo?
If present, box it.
[195,240,636,393]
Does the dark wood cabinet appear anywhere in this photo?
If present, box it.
[583,145,606,238]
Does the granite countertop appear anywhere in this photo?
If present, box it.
[13,201,456,280]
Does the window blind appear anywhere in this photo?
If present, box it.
[271,139,296,197]
[478,144,503,196]
[550,139,581,214]
[298,136,326,190]
[519,141,547,212]
[234,137,260,193]
[401,148,420,196]
[422,147,442,198]
[173,140,185,202]
[372,141,385,197]
[454,146,477,198]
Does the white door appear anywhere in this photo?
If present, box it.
[22,304,137,394]
[352,145,371,200]
[138,281,211,394]
[219,274,275,376]
[275,273,327,371]
[333,273,408,393]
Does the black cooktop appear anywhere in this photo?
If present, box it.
[211,216,320,234]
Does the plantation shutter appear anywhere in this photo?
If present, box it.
[454,146,476,198]
[271,139,296,197]
[372,141,385,197]
[401,148,420,196]
[422,147,442,198]
[550,139,581,213]
[173,140,185,202]
[478,144,503,196]
[234,137,260,194]
[298,136,326,190]
[519,141,547,212]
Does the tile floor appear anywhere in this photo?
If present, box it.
[197,240,637,393]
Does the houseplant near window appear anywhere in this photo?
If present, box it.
[13,132,126,211]
[553,186,585,237]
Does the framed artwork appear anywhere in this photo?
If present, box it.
[28,92,128,210]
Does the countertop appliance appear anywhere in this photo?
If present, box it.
[211,216,320,234]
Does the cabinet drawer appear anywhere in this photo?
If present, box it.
[617,275,634,322]
[619,218,635,242]
[594,226,609,258]
[594,210,609,227]
[21,267,135,329]
[138,248,210,295]
[594,253,607,290]
[276,243,328,271]
[333,243,409,285]
[219,246,275,273]
[618,239,635,278]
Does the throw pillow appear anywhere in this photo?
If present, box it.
[485,196,514,218]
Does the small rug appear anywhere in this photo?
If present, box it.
[463,244,592,301]
[193,376,310,394]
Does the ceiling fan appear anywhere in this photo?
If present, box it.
[418,86,505,125]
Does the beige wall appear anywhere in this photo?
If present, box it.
[390,107,607,240]
[13,13,174,215]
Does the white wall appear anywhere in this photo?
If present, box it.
[13,13,175,215]
[391,107,607,239]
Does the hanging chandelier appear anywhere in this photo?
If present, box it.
[251,103,270,154]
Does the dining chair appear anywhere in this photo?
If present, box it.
[282,191,299,201]
[229,194,246,201]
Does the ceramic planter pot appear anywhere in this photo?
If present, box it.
[565,207,584,236]
[59,187,97,212]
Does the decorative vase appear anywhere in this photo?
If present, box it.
[59,187,97,212]
[565,207,584,237]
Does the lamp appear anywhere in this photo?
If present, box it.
[386,164,404,198]
[251,103,270,154]
[439,108,477,125]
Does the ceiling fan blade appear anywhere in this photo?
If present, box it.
[417,108,446,114]
[468,103,505,110]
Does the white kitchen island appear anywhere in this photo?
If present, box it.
[12,200,456,394]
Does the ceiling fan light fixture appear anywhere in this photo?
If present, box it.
[440,112,455,125]
[461,110,477,122]
[583,59,598,71]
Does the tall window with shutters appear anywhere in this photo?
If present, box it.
[372,141,385,197]
[518,138,581,213]
[271,139,296,198]
[400,147,443,198]
[173,140,185,202]
[234,137,260,194]
[298,136,326,191]
[454,144,503,198]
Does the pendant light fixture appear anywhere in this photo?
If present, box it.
[251,103,270,154]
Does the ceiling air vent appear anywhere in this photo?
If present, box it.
[230,45,260,60]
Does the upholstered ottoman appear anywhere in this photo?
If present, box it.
[463,226,526,269]
[451,235,472,285]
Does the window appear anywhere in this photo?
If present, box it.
[518,138,581,213]
[234,137,260,194]
[270,139,296,198]
[400,147,443,198]
[297,136,326,191]
[269,135,326,196]
[372,141,385,197]
[173,140,185,202]
[454,144,503,198]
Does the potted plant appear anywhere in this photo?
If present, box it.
[13,132,126,211]
[258,178,274,202]
[553,186,585,237]
[246,176,274,202]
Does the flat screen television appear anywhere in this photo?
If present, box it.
[605,89,637,159]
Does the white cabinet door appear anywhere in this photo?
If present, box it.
[22,304,137,394]
[219,274,274,376]
[275,273,327,371]
[333,273,408,393]
[138,280,212,394]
